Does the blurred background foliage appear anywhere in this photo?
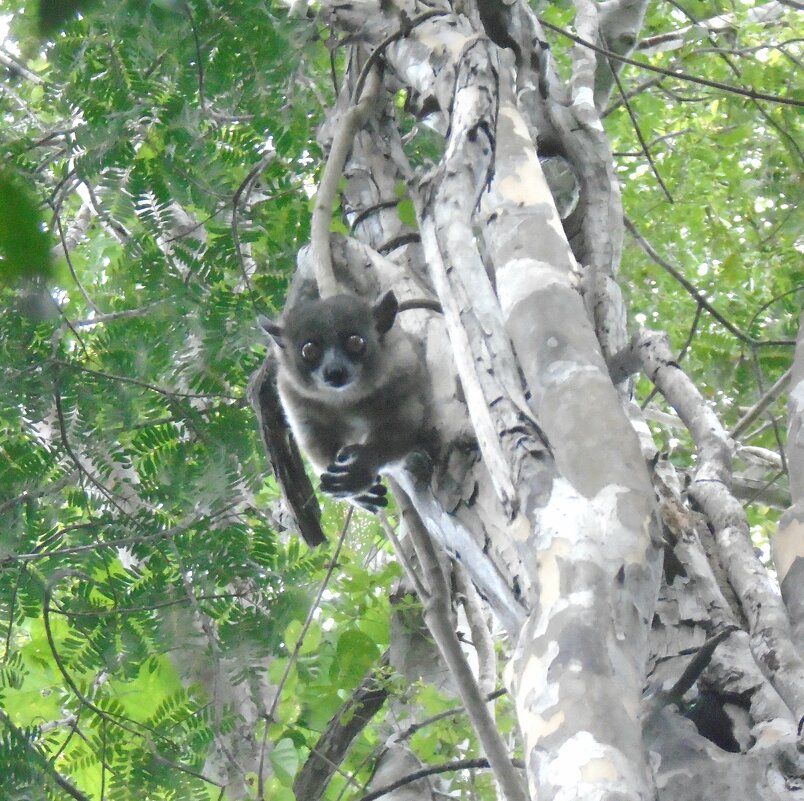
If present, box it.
[0,0,800,798]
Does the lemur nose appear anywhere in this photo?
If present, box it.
[324,366,349,387]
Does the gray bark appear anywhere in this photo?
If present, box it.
[774,311,804,654]
[274,1,804,798]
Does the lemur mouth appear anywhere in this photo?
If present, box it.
[325,377,351,389]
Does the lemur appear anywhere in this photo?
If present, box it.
[260,291,432,511]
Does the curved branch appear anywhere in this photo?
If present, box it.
[624,217,795,347]
[357,756,525,801]
[311,70,381,298]
[634,330,804,733]
[293,652,391,801]
[538,17,804,107]
[352,9,447,103]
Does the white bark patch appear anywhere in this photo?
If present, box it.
[511,643,560,715]
[571,86,604,132]
[772,518,804,580]
[496,258,568,317]
[537,537,572,613]
[402,58,440,96]
[496,174,545,206]
[494,105,566,230]
[790,380,804,433]
[532,479,652,618]
[508,512,532,543]
[414,26,476,62]
[752,718,795,748]
[443,85,487,161]
[544,732,639,798]
[542,360,600,391]
[532,709,565,740]
[500,103,540,155]
[573,86,595,110]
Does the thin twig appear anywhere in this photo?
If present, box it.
[55,359,241,401]
[183,0,205,112]
[257,509,352,798]
[730,366,792,439]
[231,151,274,308]
[356,756,525,801]
[538,17,804,108]
[392,688,507,744]
[624,217,795,347]
[606,38,673,203]
[71,302,166,327]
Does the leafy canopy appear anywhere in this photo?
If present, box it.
[0,0,800,798]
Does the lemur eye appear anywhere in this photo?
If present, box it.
[301,341,321,364]
[345,335,366,356]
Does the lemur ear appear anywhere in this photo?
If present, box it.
[372,290,398,335]
[258,315,284,348]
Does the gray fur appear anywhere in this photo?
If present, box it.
[261,291,432,510]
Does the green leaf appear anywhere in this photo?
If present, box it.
[398,198,417,228]
[268,737,300,786]
[0,169,52,284]
[335,629,379,685]
[262,777,295,801]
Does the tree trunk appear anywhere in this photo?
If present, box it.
[260,1,804,798]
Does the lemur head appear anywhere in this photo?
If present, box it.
[260,291,399,393]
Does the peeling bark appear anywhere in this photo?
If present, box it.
[774,311,804,655]
[634,329,804,732]
[258,1,804,797]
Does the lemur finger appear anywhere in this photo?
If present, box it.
[353,493,388,512]
[335,445,364,465]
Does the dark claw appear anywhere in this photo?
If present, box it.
[320,444,376,495]
[335,444,363,465]
[320,465,388,512]
[352,482,388,513]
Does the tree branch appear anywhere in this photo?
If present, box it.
[730,367,792,439]
[624,217,795,347]
[357,756,525,801]
[455,563,497,697]
[390,483,529,801]
[634,329,804,734]
[293,652,391,801]
[311,68,381,298]
[538,16,804,107]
